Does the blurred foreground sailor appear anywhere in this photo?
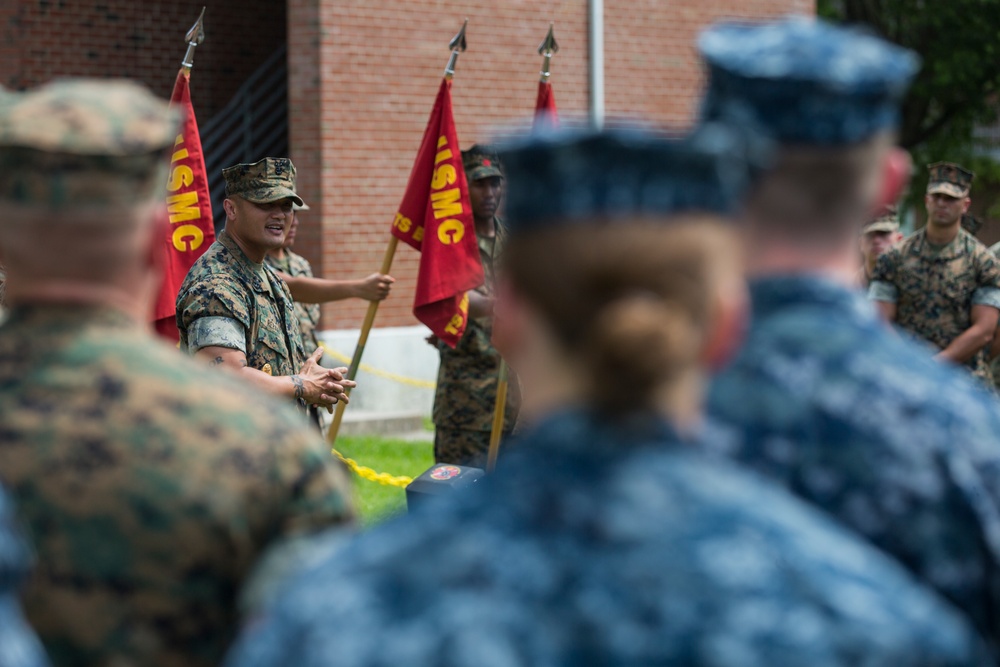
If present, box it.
[224,125,989,667]
[0,79,355,667]
[702,17,1000,655]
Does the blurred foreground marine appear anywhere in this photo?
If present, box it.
[703,18,1000,655]
[857,207,901,289]
[870,162,1000,382]
[265,202,394,356]
[224,127,990,667]
[176,158,354,418]
[0,79,355,666]
[431,145,519,467]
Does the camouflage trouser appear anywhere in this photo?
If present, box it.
[434,427,512,469]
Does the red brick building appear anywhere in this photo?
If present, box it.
[2,0,813,332]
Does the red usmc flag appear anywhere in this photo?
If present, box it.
[534,79,558,127]
[153,68,215,342]
[391,78,483,347]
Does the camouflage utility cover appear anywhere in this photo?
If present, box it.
[928,162,974,199]
[862,206,899,235]
[265,249,320,355]
[225,410,992,667]
[0,304,354,666]
[222,157,303,207]
[869,228,1000,382]
[177,231,308,395]
[709,276,1000,655]
[0,79,176,155]
[462,144,502,182]
[0,78,178,208]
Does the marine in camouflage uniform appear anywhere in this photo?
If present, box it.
[432,146,519,468]
[0,79,355,667]
[988,239,1000,390]
[263,211,320,355]
[870,163,1000,383]
[701,20,1000,654]
[263,202,394,358]
[178,158,307,379]
[177,158,352,419]
[856,207,901,290]
[224,126,991,667]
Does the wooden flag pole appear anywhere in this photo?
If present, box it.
[484,25,560,470]
[327,20,468,447]
[486,360,509,472]
[327,236,399,445]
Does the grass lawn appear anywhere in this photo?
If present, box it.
[333,434,434,527]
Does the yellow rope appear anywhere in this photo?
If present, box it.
[332,448,413,488]
[318,342,436,389]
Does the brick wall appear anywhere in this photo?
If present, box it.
[1,0,814,333]
[0,0,286,120]
[292,0,814,331]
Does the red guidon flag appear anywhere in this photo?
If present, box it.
[534,79,558,127]
[152,68,215,342]
[391,78,484,348]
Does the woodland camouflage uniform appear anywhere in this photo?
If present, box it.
[870,163,1000,383]
[176,158,310,412]
[0,79,355,666]
[264,248,320,355]
[432,147,519,468]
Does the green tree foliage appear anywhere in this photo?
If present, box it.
[819,0,1000,222]
[819,0,1000,151]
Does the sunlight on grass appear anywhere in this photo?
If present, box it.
[334,435,434,527]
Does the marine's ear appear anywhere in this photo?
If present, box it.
[700,277,748,372]
[875,146,911,214]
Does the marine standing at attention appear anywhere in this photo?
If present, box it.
[0,79,356,666]
[224,124,992,667]
[431,145,519,468]
[870,162,1000,382]
[176,157,355,416]
[702,18,1000,654]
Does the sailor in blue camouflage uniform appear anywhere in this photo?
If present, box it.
[224,126,991,667]
[703,17,1000,656]
[0,487,48,667]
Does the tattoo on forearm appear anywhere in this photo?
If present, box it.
[291,374,305,400]
[211,356,224,366]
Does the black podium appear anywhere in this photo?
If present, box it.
[406,463,484,510]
